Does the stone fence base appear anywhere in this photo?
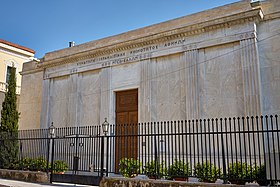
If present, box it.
[100,177,245,187]
[0,169,49,183]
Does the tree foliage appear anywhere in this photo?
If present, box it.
[0,66,19,169]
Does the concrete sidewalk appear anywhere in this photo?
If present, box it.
[0,179,98,187]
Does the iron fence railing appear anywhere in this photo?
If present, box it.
[0,115,279,185]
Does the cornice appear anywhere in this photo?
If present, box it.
[263,11,280,21]
[20,67,43,75]
[38,8,263,69]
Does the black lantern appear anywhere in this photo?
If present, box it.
[48,122,55,138]
[102,118,109,136]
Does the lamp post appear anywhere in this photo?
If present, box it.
[48,122,56,183]
[101,118,109,178]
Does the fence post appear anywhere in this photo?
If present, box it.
[220,118,228,184]
[50,137,55,183]
[100,135,105,178]
[106,135,109,176]
[46,138,50,175]
[154,130,158,178]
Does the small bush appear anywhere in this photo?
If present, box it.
[20,157,47,171]
[31,157,47,171]
[144,160,166,178]
[119,157,142,178]
[194,161,221,183]
[228,162,253,184]
[253,164,269,186]
[167,159,190,179]
[52,160,68,173]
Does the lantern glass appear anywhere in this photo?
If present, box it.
[102,118,109,136]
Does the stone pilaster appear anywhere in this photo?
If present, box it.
[139,59,152,122]
[240,37,261,116]
[40,77,54,129]
[68,73,78,127]
[76,74,82,127]
[150,59,158,122]
[40,78,50,129]
[185,49,200,120]
[100,67,112,127]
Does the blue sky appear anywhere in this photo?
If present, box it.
[1,0,238,58]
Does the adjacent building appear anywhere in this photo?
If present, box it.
[19,0,280,130]
[0,39,35,120]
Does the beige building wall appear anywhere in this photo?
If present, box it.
[19,0,280,130]
[0,40,35,123]
[0,40,35,90]
[18,69,43,130]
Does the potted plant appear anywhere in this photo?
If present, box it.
[119,157,142,178]
[167,159,190,181]
[144,160,166,179]
[193,161,221,183]
[228,162,253,185]
[52,160,68,174]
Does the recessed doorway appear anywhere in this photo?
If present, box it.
[115,89,138,172]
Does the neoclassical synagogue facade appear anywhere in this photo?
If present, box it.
[18,0,280,130]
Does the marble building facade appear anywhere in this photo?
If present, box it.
[19,0,280,130]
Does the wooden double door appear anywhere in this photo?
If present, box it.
[115,89,138,170]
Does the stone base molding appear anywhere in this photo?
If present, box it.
[100,177,244,187]
[0,169,49,183]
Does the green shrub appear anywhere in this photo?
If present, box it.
[253,164,269,186]
[167,159,190,179]
[194,161,221,183]
[52,160,68,173]
[9,160,20,170]
[20,157,47,171]
[20,157,33,170]
[9,157,68,173]
[144,160,166,178]
[31,157,47,171]
[119,157,142,178]
[228,162,253,184]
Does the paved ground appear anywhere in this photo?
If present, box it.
[0,179,98,187]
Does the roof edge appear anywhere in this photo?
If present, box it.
[0,39,35,54]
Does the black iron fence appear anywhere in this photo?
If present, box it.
[0,115,279,185]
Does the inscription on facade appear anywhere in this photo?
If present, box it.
[101,53,152,67]
[76,38,187,68]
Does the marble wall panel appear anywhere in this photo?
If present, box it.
[198,42,243,118]
[50,75,70,127]
[79,70,101,126]
[152,53,185,121]
[258,19,280,115]
[111,62,140,90]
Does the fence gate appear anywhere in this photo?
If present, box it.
[50,127,104,186]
